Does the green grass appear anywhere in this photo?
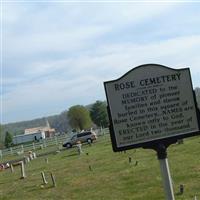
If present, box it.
[0,134,200,200]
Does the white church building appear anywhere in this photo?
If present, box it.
[13,119,55,145]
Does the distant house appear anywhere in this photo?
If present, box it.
[24,127,55,138]
[13,119,56,145]
[24,119,56,138]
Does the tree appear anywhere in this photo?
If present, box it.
[4,131,13,148]
[90,100,109,127]
[67,105,92,131]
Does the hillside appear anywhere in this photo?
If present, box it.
[2,111,70,136]
[2,103,95,139]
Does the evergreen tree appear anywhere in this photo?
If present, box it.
[4,131,13,148]
[90,101,109,127]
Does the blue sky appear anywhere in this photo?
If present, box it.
[1,1,200,124]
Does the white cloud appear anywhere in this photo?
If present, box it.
[4,34,200,105]
[4,2,176,55]
[2,2,200,123]
[2,74,103,122]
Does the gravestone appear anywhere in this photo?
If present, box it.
[179,184,184,194]
[45,158,49,164]
[50,172,56,187]
[41,171,48,185]
[10,164,14,173]
[89,165,92,171]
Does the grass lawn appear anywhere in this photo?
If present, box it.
[0,134,200,200]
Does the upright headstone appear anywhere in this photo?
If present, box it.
[77,142,83,155]
[41,171,48,184]
[45,157,49,164]
[177,139,184,144]
[89,165,92,171]
[20,161,26,179]
[32,152,37,159]
[0,150,2,159]
[24,156,30,164]
[50,172,56,187]
[29,151,33,160]
[10,164,14,173]
[179,184,184,194]
[32,142,36,150]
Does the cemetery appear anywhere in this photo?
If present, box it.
[1,65,200,200]
[2,2,200,199]
[0,132,199,200]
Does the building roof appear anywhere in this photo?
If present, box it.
[24,126,55,135]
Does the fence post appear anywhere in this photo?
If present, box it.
[21,145,24,153]
[10,147,13,155]
[55,136,58,145]
[32,142,35,150]
[0,150,2,159]
[43,140,47,148]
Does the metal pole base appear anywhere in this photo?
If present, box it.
[159,158,175,200]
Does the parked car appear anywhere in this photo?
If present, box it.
[63,131,97,148]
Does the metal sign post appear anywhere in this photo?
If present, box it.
[159,158,175,200]
[143,141,176,200]
[152,143,175,200]
[104,64,200,199]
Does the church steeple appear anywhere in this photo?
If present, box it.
[45,118,50,128]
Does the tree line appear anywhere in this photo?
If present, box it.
[68,101,109,131]
[1,87,200,148]
[0,100,109,148]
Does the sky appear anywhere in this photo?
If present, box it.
[1,1,200,124]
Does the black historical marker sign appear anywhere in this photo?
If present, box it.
[104,64,200,152]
